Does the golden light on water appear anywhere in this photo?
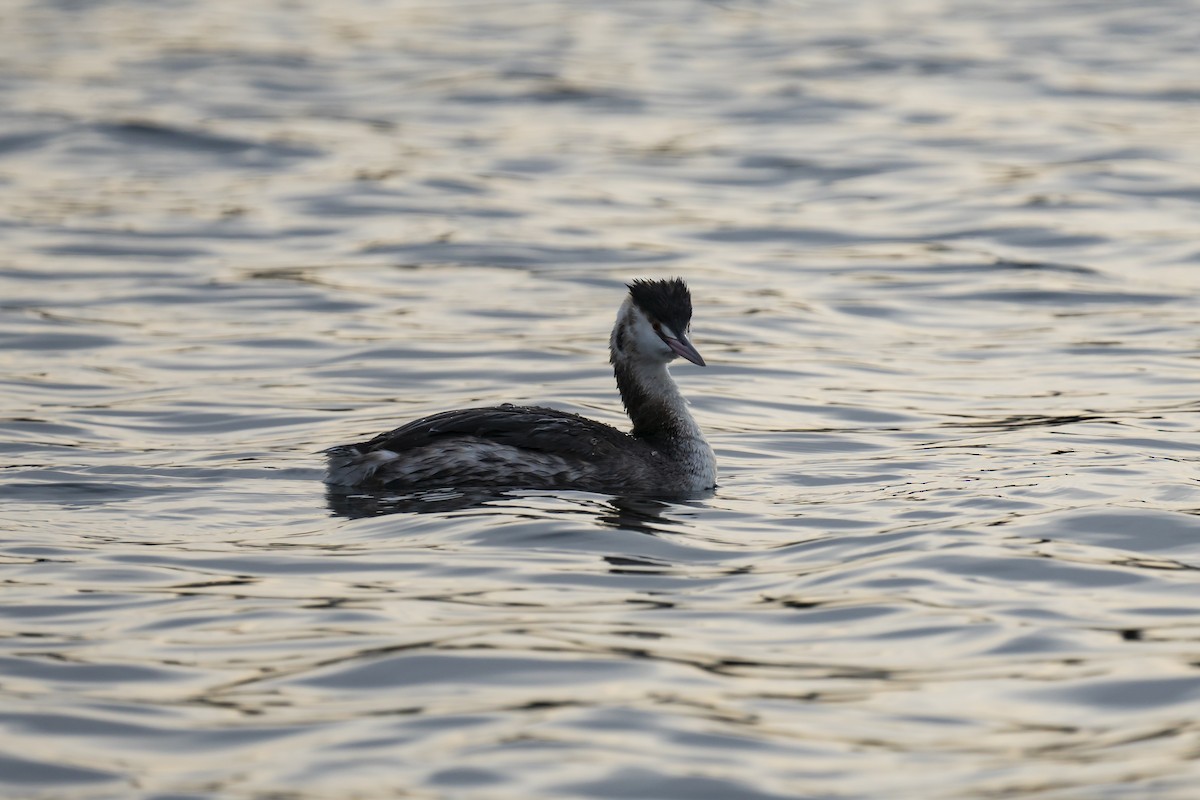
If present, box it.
[2,0,1199,797]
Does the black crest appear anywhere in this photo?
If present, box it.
[626,278,693,335]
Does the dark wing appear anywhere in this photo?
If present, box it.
[345,405,638,461]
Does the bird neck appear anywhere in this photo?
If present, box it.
[612,356,702,442]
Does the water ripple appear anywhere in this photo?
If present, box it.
[2,0,1200,797]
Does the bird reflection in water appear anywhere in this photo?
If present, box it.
[325,485,705,539]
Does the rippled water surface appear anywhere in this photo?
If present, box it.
[3,1,1200,797]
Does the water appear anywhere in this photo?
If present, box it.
[2,0,1199,797]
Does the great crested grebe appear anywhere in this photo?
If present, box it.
[324,278,716,495]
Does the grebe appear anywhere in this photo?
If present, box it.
[324,278,716,495]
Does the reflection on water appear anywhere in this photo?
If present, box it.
[327,487,696,534]
[3,0,1200,798]
[325,486,517,518]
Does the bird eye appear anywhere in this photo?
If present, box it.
[651,321,662,333]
